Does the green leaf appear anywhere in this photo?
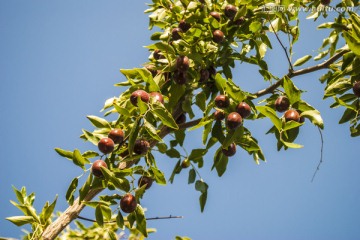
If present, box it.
[188,149,207,161]
[169,160,182,183]
[188,169,196,184]
[100,204,112,221]
[6,216,34,226]
[101,167,130,192]
[79,173,93,201]
[136,68,160,92]
[199,192,207,212]
[293,55,312,66]
[135,205,148,237]
[283,76,301,104]
[300,110,324,129]
[95,204,104,226]
[128,118,141,156]
[249,21,262,33]
[73,149,90,169]
[324,78,351,98]
[150,166,166,185]
[256,106,282,131]
[281,140,303,148]
[195,180,208,193]
[222,126,243,149]
[144,119,162,142]
[212,148,229,177]
[166,148,181,158]
[54,148,73,160]
[66,178,78,205]
[283,120,303,131]
[195,92,207,111]
[344,32,360,56]
[87,115,111,129]
[82,150,99,159]
[153,107,178,129]
[42,195,58,222]
[114,104,131,116]
[12,186,24,204]
[339,108,357,124]
[116,211,124,228]
[81,129,100,145]
[211,120,225,144]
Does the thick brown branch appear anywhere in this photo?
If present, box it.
[42,188,102,240]
[253,49,350,98]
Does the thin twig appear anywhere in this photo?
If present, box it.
[268,16,294,72]
[311,127,324,182]
[77,215,183,223]
[253,49,350,98]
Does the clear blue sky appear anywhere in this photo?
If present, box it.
[1,1,359,239]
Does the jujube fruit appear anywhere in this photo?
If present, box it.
[210,12,221,22]
[284,109,300,122]
[120,193,137,213]
[138,176,153,190]
[133,139,150,155]
[149,92,164,104]
[108,129,124,144]
[178,20,191,32]
[91,160,108,178]
[224,5,238,20]
[353,81,360,97]
[181,159,191,168]
[172,28,182,40]
[199,69,210,82]
[226,112,242,130]
[212,30,224,43]
[173,70,187,85]
[98,138,115,154]
[214,110,225,121]
[236,102,251,118]
[130,90,150,107]
[275,96,290,112]
[222,143,236,157]
[215,95,230,108]
[153,49,162,60]
[176,56,190,72]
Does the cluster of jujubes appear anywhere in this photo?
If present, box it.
[274,96,303,123]
[213,94,252,157]
[91,90,162,213]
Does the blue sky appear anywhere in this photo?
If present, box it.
[1,1,359,239]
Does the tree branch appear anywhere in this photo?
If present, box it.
[253,49,350,98]
[76,215,183,223]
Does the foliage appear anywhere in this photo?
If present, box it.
[5,0,360,239]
